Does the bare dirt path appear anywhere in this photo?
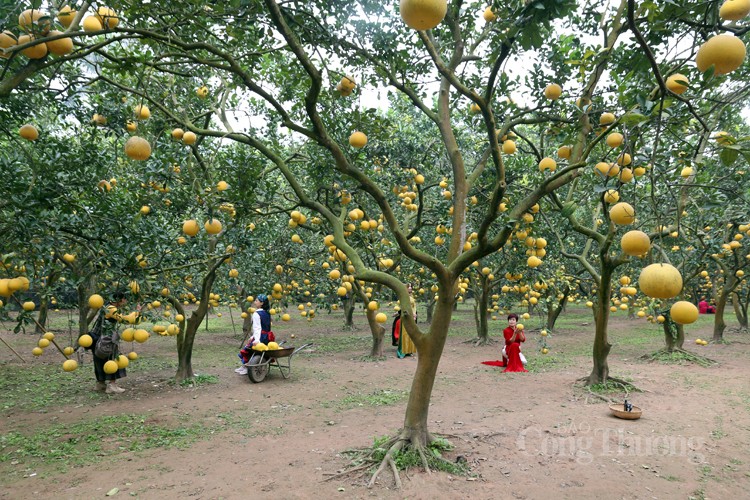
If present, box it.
[2,309,749,499]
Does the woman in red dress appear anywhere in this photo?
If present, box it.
[502,313,528,372]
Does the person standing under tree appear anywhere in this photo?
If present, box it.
[92,291,130,394]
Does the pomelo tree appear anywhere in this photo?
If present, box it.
[2,0,750,482]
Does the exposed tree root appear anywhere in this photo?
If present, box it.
[358,354,388,362]
[463,337,498,346]
[332,431,467,489]
[368,437,406,488]
[573,377,642,404]
[641,348,717,367]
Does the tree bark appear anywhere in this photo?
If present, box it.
[586,264,613,385]
[343,293,356,329]
[401,295,454,444]
[175,261,220,382]
[545,287,569,331]
[474,276,491,342]
[712,290,728,342]
[425,296,435,324]
[662,316,685,351]
[732,292,748,329]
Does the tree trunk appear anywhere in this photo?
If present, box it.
[712,291,728,342]
[662,316,685,351]
[586,266,613,385]
[425,296,435,324]
[343,293,355,329]
[365,309,386,357]
[545,288,568,331]
[401,295,454,444]
[355,283,386,357]
[175,266,219,382]
[732,292,748,328]
[474,277,490,342]
[35,297,49,334]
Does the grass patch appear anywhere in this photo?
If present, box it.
[587,379,638,394]
[178,373,219,387]
[0,412,241,479]
[334,389,409,410]
[305,334,370,355]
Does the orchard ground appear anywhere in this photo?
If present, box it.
[1,305,749,499]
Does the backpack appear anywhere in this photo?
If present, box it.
[95,331,120,360]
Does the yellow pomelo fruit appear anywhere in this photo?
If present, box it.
[557,145,571,159]
[599,112,616,125]
[171,128,185,140]
[134,104,150,119]
[639,263,683,299]
[63,346,75,355]
[134,329,150,343]
[670,301,699,325]
[544,83,562,100]
[282,313,291,321]
[117,354,129,369]
[0,31,17,59]
[45,31,74,56]
[400,0,448,30]
[267,342,280,350]
[606,132,624,148]
[183,219,200,236]
[502,140,516,154]
[349,131,367,148]
[720,0,750,20]
[88,294,104,309]
[375,312,388,323]
[121,328,135,342]
[19,124,39,141]
[82,15,103,32]
[621,230,651,256]
[182,131,197,145]
[19,9,46,29]
[204,218,222,234]
[96,7,119,29]
[103,360,119,374]
[695,34,746,75]
[124,136,151,160]
[57,6,77,28]
[538,157,556,172]
[665,73,689,95]
[127,351,138,360]
[483,7,496,22]
[23,301,36,311]
[603,189,620,204]
[78,334,93,348]
[32,347,43,356]
[609,202,635,225]
[17,34,48,59]
[63,359,78,372]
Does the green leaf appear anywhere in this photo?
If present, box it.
[720,147,739,167]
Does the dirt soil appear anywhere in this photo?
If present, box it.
[2,310,750,499]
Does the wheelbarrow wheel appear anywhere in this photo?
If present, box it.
[248,362,269,383]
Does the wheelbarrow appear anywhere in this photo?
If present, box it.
[244,343,313,383]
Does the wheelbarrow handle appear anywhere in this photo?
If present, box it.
[293,343,313,355]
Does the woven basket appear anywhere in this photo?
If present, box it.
[609,404,642,420]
